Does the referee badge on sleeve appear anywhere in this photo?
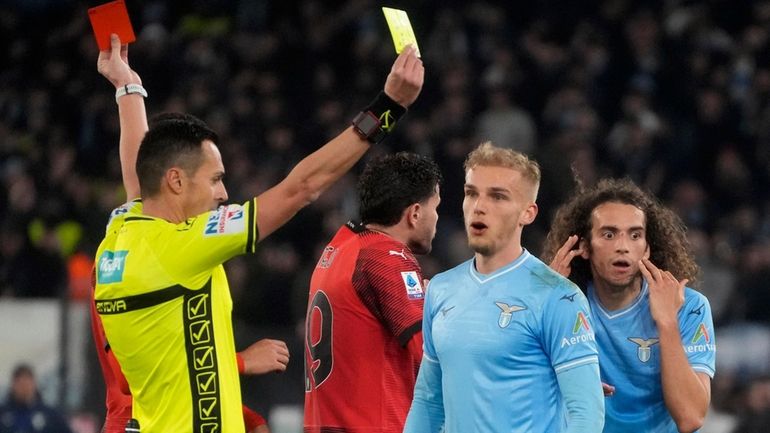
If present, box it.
[401,271,424,299]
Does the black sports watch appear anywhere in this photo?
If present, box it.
[352,110,387,144]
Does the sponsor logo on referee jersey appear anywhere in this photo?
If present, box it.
[97,250,128,284]
[401,271,424,299]
[628,337,659,362]
[204,205,245,236]
[183,285,222,429]
[95,299,127,314]
[495,302,527,328]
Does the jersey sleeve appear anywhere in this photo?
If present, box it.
[541,282,600,374]
[556,362,605,433]
[678,289,716,377]
[104,199,143,235]
[403,280,444,433]
[161,200,259,278]
[422,278,438,361]
[352,244,424,345]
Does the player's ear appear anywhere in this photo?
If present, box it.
[406,202,421,228]
[579,236,590,259]
[519,202,538,226]
[643,243,650,260]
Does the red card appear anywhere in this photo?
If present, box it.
[88,0,136,51]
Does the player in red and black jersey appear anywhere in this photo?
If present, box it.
[304,152,442,433]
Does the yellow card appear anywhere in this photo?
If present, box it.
[382,7,421,57]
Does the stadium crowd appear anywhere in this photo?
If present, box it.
[2,0,770,431]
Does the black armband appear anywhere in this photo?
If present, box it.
[351,91,407,144]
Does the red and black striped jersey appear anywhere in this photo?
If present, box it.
[304,221,424,433]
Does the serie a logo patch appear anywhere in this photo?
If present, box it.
[401,271,424,299]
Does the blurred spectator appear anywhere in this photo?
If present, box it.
[475,85,536,154]
[0,364,72,433]
[732,376,770,433]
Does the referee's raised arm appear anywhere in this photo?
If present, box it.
[255,45,424,242]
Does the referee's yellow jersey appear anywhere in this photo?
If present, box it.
[95,199,258,433]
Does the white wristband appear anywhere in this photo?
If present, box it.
[115,84,148,103]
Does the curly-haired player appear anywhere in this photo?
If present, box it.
[542,177,715,433]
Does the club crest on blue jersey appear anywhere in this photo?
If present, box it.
[628,337,660,363]
[495,302,527,328]
[97,250,128,284]
[401,271,424,299]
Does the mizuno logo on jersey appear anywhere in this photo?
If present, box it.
[97,250,128,284]
[495,302,526,328]
[688,304,704,316]
[204,205,245,236]
[401,271,424,299]
[389,249,408,260]
[560,293,577,302]
[628,337,660,362]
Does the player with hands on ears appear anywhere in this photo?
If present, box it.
[542,177,715,433]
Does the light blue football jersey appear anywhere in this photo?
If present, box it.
[406,250,601,433]
[587,280,716,433]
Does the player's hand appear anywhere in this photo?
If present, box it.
[239,338,290,374]
[640,258,687,327]
[383,45,424,108]
[602,382,615,397]
[549,235,584,277]
[97,33,141,88]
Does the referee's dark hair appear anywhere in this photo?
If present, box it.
[136,113,218,197]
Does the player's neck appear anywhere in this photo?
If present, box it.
[474,243,524,275]
[142,196,187,224]
[592,276,643,311]
[365,223,407,246]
